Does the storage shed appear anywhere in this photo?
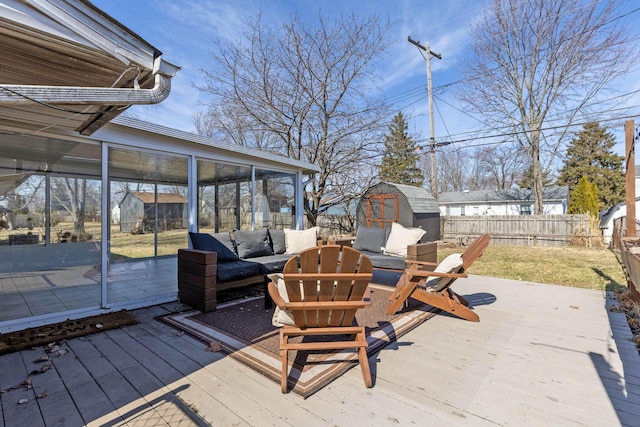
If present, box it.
[119,192,188,233]
[356,182,440,242]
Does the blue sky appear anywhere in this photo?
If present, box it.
[92,0,640,155]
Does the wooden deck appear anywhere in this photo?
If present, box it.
[1,275,639,426]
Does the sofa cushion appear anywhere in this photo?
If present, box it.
[212,231,237,254]
[268,273,296,327]
[353,226,388,253]
[359,251,408,270]
[249,254,291,273]
[216,260,265,282]
[424,253,464,292]
[284,227,318,254]
[233,229,273,259]
[268,229,286,254]
[189,232,239,262]
[385,222,426,257]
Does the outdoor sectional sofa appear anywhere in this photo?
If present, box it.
[177,223,436,312]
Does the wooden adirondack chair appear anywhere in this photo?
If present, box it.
[386,234,491,321]
[267,245,374,393]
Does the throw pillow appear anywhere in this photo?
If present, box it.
[188,232,239,262]
[284,227,318,254]
[269,273,296,327]
[385,222,426,257]
[233,229,273,259]
[212,231,236,254]
[268,229,286,254]
[352,226,387,253]
[424,253,464,292]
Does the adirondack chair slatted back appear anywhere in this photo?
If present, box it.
[460,234,491,271]
[282,245,373,328]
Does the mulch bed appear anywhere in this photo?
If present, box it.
[611,289,640,346]
[0,310,138,355]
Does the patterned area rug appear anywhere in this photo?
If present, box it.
[160,285,437,398]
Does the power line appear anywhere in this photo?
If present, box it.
[428,113,640,150]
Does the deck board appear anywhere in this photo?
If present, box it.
[23,347,86,427]
[1,274,640,426]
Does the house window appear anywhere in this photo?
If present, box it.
[461,206,466,216]
[446,206,450,216]
[473,206,479,216]
[520,204,532,215]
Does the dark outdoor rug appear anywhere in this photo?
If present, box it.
[160,285,437,398]
[0,310,138,355]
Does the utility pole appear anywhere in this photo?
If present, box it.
[625,119,636,238]
[408,36,441,198]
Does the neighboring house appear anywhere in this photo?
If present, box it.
[438,186,569,216]
[119,192,188,233]
[0,1,318,334]
[599,197,640,247]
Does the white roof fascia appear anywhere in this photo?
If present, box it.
[20,0,179,76]
[100,116,320,173]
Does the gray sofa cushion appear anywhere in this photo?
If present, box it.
[359,250,407,270]
[269,229,286,254]
[233,229,273,259]
[216,260,265,282]
[353,226,388,253]
[189,232,239,262]
[212,231,237,254]
[249,253,292,273]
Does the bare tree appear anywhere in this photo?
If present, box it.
[476,144,528,190]
[52,178,87,237]
[459,0,637,214]
[196,11,393,225]
[434,146,468,193]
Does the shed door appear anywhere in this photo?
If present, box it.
[366,194,399,228]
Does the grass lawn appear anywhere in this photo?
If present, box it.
[438,244,627,291]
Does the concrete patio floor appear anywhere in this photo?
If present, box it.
[1,274,639,426]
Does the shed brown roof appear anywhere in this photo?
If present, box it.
[131,192,187,204]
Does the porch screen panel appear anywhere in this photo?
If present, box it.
[255,169,295,230]
[107,147,187,305]
[0,134,102,324]
[197,160,251,232]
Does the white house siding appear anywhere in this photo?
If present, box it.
[440,201,564,216]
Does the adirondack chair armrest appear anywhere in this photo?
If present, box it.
[267,281,287,309]
[409,270,468,280]
[285,300,368,311]
[404,259,439,268]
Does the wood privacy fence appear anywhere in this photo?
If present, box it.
[441,214,600,247]
[619,237,640,303]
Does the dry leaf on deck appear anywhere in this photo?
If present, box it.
[205,341,221,352]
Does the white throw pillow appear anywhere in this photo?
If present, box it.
[284,227,318,254]
[423,253,464,292]
[385,222,426,257]
[268,273,296,327]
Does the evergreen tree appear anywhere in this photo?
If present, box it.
[556,122,624,211]
[378,112,424,187]
[567,176,599,217]
[517,164,551,189]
